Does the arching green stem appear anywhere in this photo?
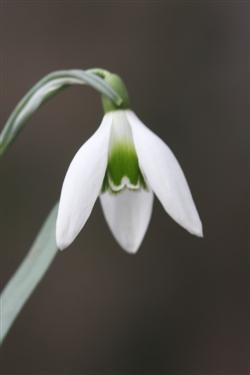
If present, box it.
[0,69,123,157]
[88,68,130,113]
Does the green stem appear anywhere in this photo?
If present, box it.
[88,68,131,113]
[0,204,58,344]
[0,69,123,157]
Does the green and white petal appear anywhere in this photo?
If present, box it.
[103,110,145,192]
[56,114,112,250]
[127,110,203,237]
[100,188,153,254]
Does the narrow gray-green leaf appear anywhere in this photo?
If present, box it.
[0,69,122,156]
[0,204,58,344]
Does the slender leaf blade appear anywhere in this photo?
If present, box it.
[0,204,58,344]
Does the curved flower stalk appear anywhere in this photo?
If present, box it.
[0,69,122,157]
[57,71,203,253]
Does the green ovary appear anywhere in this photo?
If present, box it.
[102,143,146,193]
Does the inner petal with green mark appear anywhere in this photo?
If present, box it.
[102,111,146,193]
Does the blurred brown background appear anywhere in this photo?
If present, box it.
[0,1,249,374]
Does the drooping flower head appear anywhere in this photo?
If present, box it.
[56,70,202,253]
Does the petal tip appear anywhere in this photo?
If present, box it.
[56,223,72,251]
[189,219,203,238]
[198,227,204,238]
[56,236,69,251]
[121,242,140,255]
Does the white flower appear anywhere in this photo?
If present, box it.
[56,109,203,253]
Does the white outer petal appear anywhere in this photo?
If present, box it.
[56,114,112,250]
[127,110,203,237]
[100,188,154,254]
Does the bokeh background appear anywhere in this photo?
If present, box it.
[0,1,249,374]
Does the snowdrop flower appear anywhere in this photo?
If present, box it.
[56,72,202,253]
